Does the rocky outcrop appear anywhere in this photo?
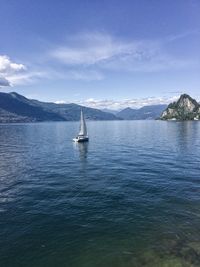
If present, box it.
[160,94,200,121]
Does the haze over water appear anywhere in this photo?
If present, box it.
[0,121,200,267]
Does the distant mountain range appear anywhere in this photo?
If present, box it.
[116,105,167,120]
[160,94,200,121]
[0,92,118,123]
[101,108,119,115]
[0,92,169,123]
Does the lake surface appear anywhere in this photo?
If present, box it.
[0,121,200,267]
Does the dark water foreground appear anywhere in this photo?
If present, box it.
[0,121,200,267]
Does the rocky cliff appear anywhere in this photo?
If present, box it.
[160,94,200,121]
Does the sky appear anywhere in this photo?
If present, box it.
[0,0,200,109]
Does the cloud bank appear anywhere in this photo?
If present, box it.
[79,96,180,110]
[2,31,198,86]
[50,31,196,78]
[2,31,197,86]
[55,96,180,110]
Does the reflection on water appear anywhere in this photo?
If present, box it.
[176,121,199,150]
[0,121,200,267]
[73,141,88,161]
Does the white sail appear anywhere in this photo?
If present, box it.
[78,109,87,136]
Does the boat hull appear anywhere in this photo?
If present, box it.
[73,137,89,142]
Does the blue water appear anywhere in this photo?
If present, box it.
[0,121,200,267]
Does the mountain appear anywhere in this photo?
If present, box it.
[101,108,119,115]
[0,92,119,123]
[160,94,200,121]
[117,107,137,120]
[32,100,119,121]
[0,92,63,122]
[117,105,167,120]
[4,92,198,123]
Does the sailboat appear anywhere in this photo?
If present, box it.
[73,109,89,142]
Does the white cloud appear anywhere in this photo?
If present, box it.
[0,55,27,87]
[50,32,134,65]
[50,32,196,74]
[6,71,46,85]
[55,100,67,104]
[40,67,105,81]
[1,31,198,87]
[76,96,179,110]
[0,55,26,73]
[65,70,104,81]
[0,55,48,87]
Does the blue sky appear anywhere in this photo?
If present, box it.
[0,0,200,109]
